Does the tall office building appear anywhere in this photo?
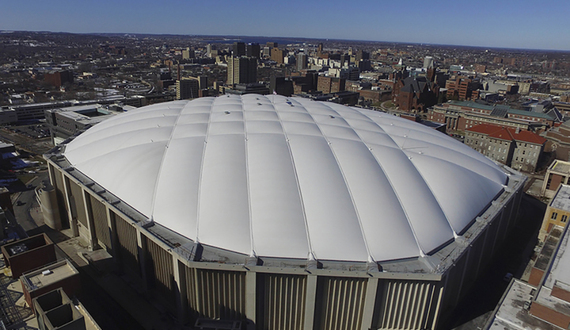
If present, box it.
[227,57,258,85]
[271,48,285,64]
[296,52,308,71]
[246,43,260,59]
[182,48,194,60]
[176,78,200,100]
[423,56,434,69]
[206,44,212,58]
[266,42,278,48]
[233,42,246,56]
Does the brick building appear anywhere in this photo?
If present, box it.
[428,101,557,135]
[270,48,285,64]
[317,76,345,94]
[392,76,439,112]
[227,57,257,85]
[445,77,480,101]
[44,70,73,88]
[465,124,546,172]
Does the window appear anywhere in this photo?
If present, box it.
[552,212,558,220]
[563,215,568,223]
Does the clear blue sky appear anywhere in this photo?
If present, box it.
[2,0,570,51]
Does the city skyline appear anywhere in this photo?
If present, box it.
[3,0,570,51]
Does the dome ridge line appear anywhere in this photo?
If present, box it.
[149,103,187,223]
[310,101,374,263]
[272,95,314,261]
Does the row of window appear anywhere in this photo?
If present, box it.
[551,212,568,223]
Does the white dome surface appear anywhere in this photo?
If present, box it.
[63,95,508,262]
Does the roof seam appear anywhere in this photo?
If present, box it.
[395,134,507,183]
[356,111,426,256]
[404,152,458,237]
[195,98,216,244]
[243,96,255,258]
[147,105,186,221]
[272,95,314,260]
[309,101,374,263]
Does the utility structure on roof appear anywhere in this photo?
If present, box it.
[43,94,525,330]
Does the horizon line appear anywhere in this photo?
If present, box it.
[2,29,570,53]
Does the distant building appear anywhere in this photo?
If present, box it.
[233,42,246,57]
[182,48,195,60]
[393,77,439,112]
[44,70,73,88]
[177,78,200,100]
[270,48,285,64]
[227,57,257,85]
[423,56,434,70]
[246,43,260,59]
[296,53,308,71]
[428,101,557,135]
[224,83,269,95]
[45,104,129,144]
[465,124,546,172]
[445,77,480,101]
[317,76,345,94]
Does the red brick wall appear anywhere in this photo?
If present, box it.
[550,174,564,192]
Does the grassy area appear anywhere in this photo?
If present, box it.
[383,101,395,108]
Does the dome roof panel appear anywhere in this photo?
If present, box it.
[63,95,508,262]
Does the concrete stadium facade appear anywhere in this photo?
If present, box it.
[42,95,526,330]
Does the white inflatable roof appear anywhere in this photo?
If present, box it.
[64,95,508,262]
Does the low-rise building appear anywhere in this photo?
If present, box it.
[542,160,570,198]
[539,184,570,241]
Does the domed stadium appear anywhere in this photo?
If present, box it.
[43,94,525,330]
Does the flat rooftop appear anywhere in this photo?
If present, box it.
[22,260,78,292]
[551,184,570,211]
[545,225,570,290]
[549,160,570,175]
[487,280,556,330]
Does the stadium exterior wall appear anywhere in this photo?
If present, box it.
[44,154,525,330]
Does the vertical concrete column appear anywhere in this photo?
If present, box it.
[82,190,97,251]
[303,275,318,330]
[47,162,55,185]
[136,227,149,292]
[61,175,78,237]
[454,250,470,306]
[474,223,488,278]
[360,277,379,330]
[172,256,187,324]
[430,285,445,330]
[107,208,117,258]
[245,271,256,330]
